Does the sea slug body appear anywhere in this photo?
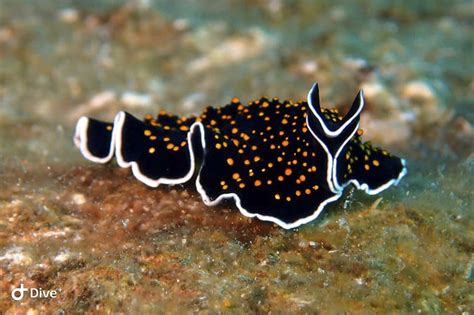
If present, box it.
[74,83,407,229]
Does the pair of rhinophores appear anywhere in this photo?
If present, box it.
[74,83,407,229]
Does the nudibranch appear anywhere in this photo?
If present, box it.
[74,83,407,229]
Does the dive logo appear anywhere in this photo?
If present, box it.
[11,283,59,301]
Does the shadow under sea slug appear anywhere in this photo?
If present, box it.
[74,83,407,229]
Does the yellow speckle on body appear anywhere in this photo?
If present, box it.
[254,180,262,187]
[227,158,234,166]
[144,129,152,136]
[274,194,281,200]
[240,133,250,141]
[373,160,380,166]
[148,147,155,154]
[364,164,370,171]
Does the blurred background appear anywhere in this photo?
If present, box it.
[0,0,472,313]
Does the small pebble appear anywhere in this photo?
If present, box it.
[121,92,152,108]
[355,277,366,285]
[90,91,116,108]
[72,193,86,205]
[58,8,79,24]
[299,60,319,74]
[298,240,308,248]
[0,27,15,43]
[361,81,384,99]
[54,251,71,263]
[173,18,189,31]
[0,247,32,265]
[401,81,436,103]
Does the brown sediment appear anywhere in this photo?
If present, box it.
[0,166,472,313]
[59,166,276,243]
